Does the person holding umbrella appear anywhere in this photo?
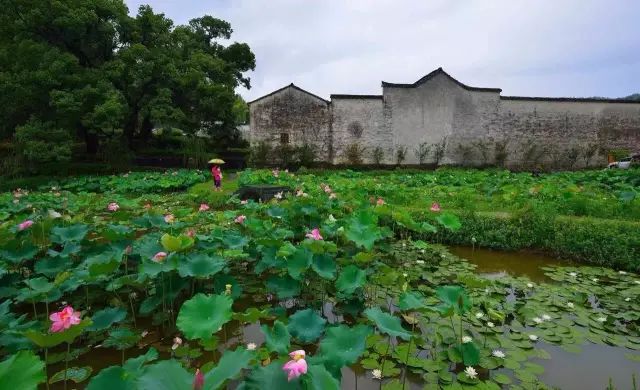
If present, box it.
[208,158,225,191]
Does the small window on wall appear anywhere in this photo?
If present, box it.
[280,133,290,144]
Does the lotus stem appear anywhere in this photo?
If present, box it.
[378,336,392,390]
[44,347,49,390]
[402,320,416,390]
[129,293,137,328]
[64,342,69,390]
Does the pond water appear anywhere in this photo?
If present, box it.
[449,245,639,390]
[448,245,570,282]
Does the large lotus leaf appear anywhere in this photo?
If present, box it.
[102,224,134,241]
[241,360,299,390]
[455,342,480,366]
[86,366,136,390]
[233,307,270,323]
[364,307,412,340]
[344,210,382,250]
[287,247,313,280]
[138,254,179,278]
[0,242,39,264]
[34,257,73,278]
[0,350,45,390]
[103,328,140,350]
[204,347,254,389]
[261,320,291,354]
[160,234,194,252]
[177,294,233,340]
[335,265,366,295]
[50,224,89,243]
[311,254,336,280]
[317,324,371,368]
[177,253,226,278]
[222,231,249,249]
[123,348,159,372]
[49,366,92,384]
[137,360,192,390]
[133,233,163,260]
[255,247,285,274]
[88,307,127,331]
[24,319,91,348]
[398,291,426,311]
[287,309,327,343]
[306,364,339,390]
[435,213,461,232]
[435,285,471,316]
[266,276,300,299]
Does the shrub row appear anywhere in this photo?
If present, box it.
[414,209,640,272]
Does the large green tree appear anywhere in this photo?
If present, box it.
[0,0,255,159]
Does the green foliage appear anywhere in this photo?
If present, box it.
[176,294,233,340]
[287,309,327,343]
[14,119,72,167]
[0,350,45,390]
[1,1,255,158]
[364,307,412,340]
[343,143,366,165]
[261,321,291,354]
[371,146,385,166]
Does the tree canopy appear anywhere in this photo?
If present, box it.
[0,0,255,162]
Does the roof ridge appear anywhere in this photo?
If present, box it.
[381,67,502,92]
[248,83,329,105]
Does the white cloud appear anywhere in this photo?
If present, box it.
[126,0,640,100]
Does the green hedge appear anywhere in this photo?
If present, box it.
[413,209,640,272]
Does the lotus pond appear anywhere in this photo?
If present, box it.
[0,168,638,390]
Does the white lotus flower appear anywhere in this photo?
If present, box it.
[420,249,425,254]
[569,272,577,277]
[416,260,425,265]
[464,366,478,379]
[274,192,283,200]
[592,278,598,283]
[247,343,257,351]
[462,336,473,344]
[492,350,505,358]
[542,314,551,321]
[625,297,631,302]
[533,317,543,324]
[597,316,607,323]
[372,369,382,380]
[328,214,337,223]
[567,302,574,308]
[486,322,495,328]
[475,312,484,319]
[402,273,408,277]
[634,281,640,285]
[526,283,534,288]
[528,334,539,341]
[48,210,62,219]
[619,270,627,275]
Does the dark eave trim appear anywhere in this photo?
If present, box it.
[330,94,383,100]
[248,83,330,105]
[381,67,502,93]
[501,96,640,104]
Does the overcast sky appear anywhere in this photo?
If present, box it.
[125,0,640,101]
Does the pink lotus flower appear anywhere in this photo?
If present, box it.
[152,252,167,263]
[193,368,204,390]
[235,215,246,224]
[17,220,34,231]
[185,229,196,238]
[430,202,441,212]
[49,306,81,333]
[305,228,323,240]
[164,214,175,223]
[283,350,307,381]
[199,203,210,212]
[107,202,120,211]
[143,202,152,210]
[376,198,385,206]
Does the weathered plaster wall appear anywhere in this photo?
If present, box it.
[248,70,640,169]
[330,96,390,164]
[249,85,332,161]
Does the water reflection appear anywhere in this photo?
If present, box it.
[448,246,569,282]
